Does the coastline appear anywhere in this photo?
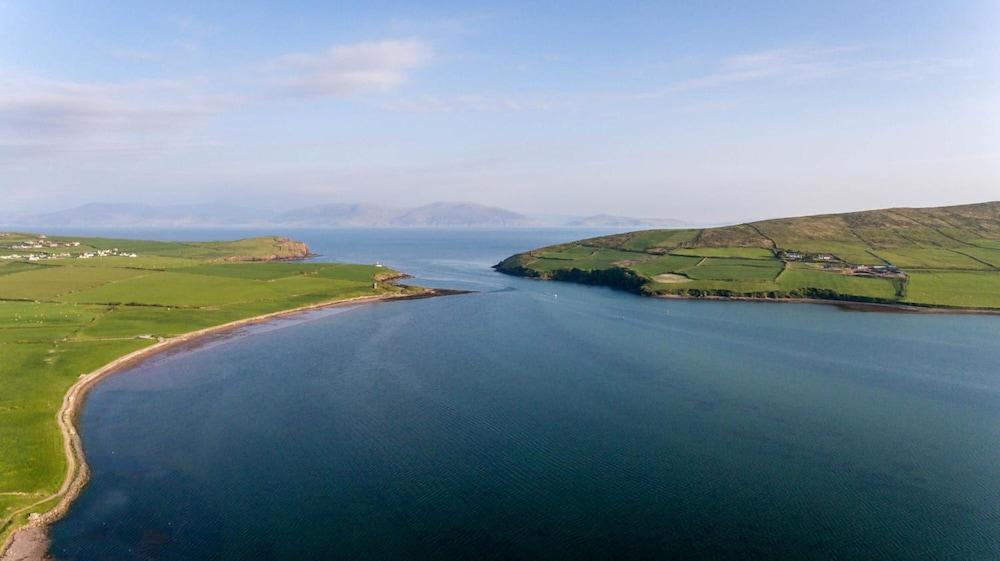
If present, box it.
[0,286,464,561]
[650,292,1000,315]
[498,269,1000,315]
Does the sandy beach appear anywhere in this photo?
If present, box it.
[0,287,463,561]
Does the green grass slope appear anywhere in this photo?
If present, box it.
[496,201,1000,310]
[0,233,418,548]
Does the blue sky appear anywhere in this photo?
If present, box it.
[1,1,998,222]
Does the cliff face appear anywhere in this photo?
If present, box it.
[218,237,312,262]
[494,255,646,293]
[267,238,311,260]
[493,254,541,277]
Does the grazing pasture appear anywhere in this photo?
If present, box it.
[669,247,776,259]
[619,229,700,251]
[0,267,149,300]
[903,272,1000,308]
[680,258,784,281]
[528,247,643,273]
[628,255,702,277]
[777,266,900,300]
[870,248,992,270]
[952,247,1000,268]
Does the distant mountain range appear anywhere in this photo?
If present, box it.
[3,202,685,229]
[278,202,536,227]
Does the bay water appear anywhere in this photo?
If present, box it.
[47,229,1000,560]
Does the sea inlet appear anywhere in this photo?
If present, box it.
[47,228,1000,560]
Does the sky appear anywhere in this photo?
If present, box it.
[1,0,998,223]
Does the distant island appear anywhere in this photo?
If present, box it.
[0,233,444,558]
[2,202,685,230]
[495,201,1000,311]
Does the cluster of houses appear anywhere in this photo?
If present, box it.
[847,264,905,278]
[777,249,905,278]
[78,248,139,259]
[1,252,71,261]
[6,239,82,250]
[0,247,138,262]
[0,236,143,262]
[779,251,837,263]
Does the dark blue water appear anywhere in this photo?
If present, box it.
[49,229,1000,560]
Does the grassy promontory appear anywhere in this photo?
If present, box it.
[496,201,1000,311]
[0,233,431,555]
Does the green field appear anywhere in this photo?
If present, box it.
[869,248,992,270]
[627,255,703,277]
[670,247,776,259]
[619,229,700,251]
[496,201,1000,309]
[777,265,900,300]
[903,271,1000,308]
[0,233,419,547]
[680,258,784,281]
[528,247,645,273]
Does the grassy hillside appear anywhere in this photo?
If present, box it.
[496,201,1000,310]
[0,233,419,548]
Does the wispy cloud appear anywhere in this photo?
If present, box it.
[270,39,432,97]
[380,45,973,113]
[0,77,231,160]
[381,93,560,113]
[665,45,970,93]
[669,46,861,91]
[0,38,434,162]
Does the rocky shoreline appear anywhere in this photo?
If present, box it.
[495,265,1000,315]
[651,292,1000,315]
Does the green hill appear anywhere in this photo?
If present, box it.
[495,201,1000,310]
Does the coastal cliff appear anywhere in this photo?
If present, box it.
[219,237,312,262]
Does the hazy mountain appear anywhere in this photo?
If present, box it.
[565,214,688,228]
[276,202,537,227]
[393,202,537,227]
[5,202,682,229]
[277,203,405,227]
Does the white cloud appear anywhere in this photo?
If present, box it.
[271,39,432,97]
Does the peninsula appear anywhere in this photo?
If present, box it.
[496,201,1000,311]
[0,233,433,558]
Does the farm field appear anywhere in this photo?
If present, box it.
[680,258,783,281]
[903,271,1000,309]
[496,201,1000,309]
[670,247,776,259]
[0,233,420,548]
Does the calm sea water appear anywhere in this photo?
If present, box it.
[47,229,1000,560]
